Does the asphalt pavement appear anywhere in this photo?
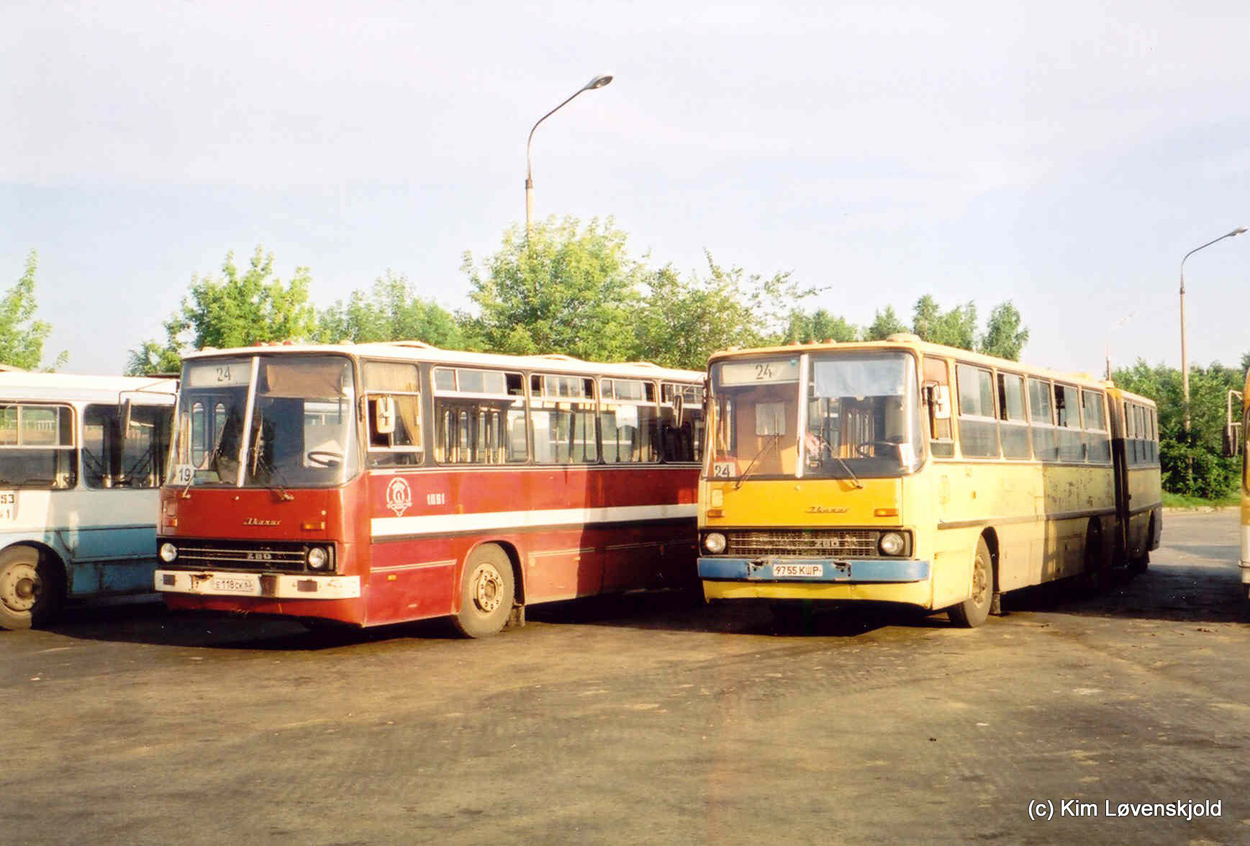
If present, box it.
[2,510,1248,845]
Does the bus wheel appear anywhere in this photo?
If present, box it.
[1129,516,1153,575]
[1082,521,1110,593]
[0,546,63,630]
[453,544,515,638]
[949,537,992,628]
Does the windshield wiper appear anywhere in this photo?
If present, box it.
[829,452,865,489]
[248,416,294,501]
[733,433,781,490]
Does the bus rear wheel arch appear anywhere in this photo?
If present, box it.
[453,543,516,638]
[948,535,994,628]
[0,545,65,631]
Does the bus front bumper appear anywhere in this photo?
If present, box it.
[699,557,932,606]
[698,556,930,583]
[155,570,361,600]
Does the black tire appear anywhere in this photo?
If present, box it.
[1083,520,1110,593]
[0,546,63,630]
[948,537,993,628]
[453,544,515,638]
[1129,515,1153,574]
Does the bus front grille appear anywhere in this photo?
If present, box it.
[165,539,329,573]
[727,529,878,558]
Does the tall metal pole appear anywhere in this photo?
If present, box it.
[525,74,613,238]
[1180,226,1247,432]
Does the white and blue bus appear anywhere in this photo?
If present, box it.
[0,371,177,629]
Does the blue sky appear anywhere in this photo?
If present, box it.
[2,1,1247,376]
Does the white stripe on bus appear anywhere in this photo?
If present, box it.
[371,504,697,538]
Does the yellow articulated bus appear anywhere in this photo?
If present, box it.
[696,334,1160,627]
[1106,385,1163,574]
[1235,371,1250,598]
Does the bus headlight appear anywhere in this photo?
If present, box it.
[159,543,178,563]
[307,547,330,570]
[878,532,906,556]
[703,532,727,554]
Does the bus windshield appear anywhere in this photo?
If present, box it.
[174,355,358,488]
[710,351,922,480]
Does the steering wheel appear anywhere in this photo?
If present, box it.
[306,450,343,468]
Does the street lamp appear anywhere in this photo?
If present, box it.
[525,74,613,236]
[1180,225,1248,431]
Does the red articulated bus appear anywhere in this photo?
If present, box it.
[154,343,705,637]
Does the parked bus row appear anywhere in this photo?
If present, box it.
[0,337,1164,633]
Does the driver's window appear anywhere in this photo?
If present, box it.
[363,361,423,467]
[924,357,955,458]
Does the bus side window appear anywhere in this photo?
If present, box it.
[1126,402,1140,466]
[1028,378,1058,462]
[1150,407,1159,463]
[923,358,954,458]
[955,363,1000,459]
[82,404,171,488]
[531,374,598,465]
[602,378,659,464]
[1054,384,1083,462]
[1081,389,1110,464]
[432,368,526,465]
[659,383,704,463]
[997,372,1031,459]
[0,403,77,489]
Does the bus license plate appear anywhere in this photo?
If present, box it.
[774,564,823,578]
[211,577,256,594]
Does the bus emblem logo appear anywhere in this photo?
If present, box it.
[386,477,413,517]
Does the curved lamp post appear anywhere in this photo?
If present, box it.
[525,74,613,236]
[1180,226,1247,430]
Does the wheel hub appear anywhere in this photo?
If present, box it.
[473,567,503,614]
[971,562,988,605]
[0,562,41,613]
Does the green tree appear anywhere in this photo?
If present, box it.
[864,306,908,341]
[912,295,977,350]
[783,308,859,345]
[978,301,1029,360]
[463,217,644,361]
[1112,358,1242,498]
[634,256,816,370]
[316,270,466,348]
[0,251,65,370]
[128,247,316,375]
[125,340,182,376]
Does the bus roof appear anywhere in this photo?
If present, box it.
[182,342,705,383]
[708,335,1116,391]
[0,372,178,404]
[1104,384,1158,409]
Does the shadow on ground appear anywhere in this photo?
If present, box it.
[40,601,458,651]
